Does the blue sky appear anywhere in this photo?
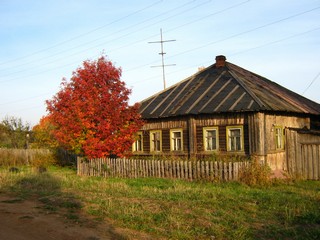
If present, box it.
[1,0,319,126]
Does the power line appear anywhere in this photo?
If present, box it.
[0,0,206,76]
[126,6,320,73]
[302,72,320,95]
[1,3,318,85]
[164,5,320,61]
[229,26,320,57]
[3,22,318,108]
[129,25,320,86]
[0,0,163,66]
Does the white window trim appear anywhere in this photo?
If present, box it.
[150,130,162,152]
[226,126,244,152]
[203,127,219,152]
[170,129,183,151]
[132,131,143,152]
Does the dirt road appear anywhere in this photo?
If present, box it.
[0,194,125,240]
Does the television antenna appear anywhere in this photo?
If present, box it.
[149,29,176,89]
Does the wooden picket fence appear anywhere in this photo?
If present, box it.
[77,157,250,181]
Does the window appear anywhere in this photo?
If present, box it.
[132,132,143,152]
[170,129,183,151]
[226,126,244,152]
[275,126,284,150]
[203,127,218,151]
[150,130,162,152]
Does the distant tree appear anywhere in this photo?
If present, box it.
[46,56,143,158]
[0,116,30,148]
[31,116,59,149]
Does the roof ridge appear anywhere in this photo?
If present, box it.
[139,57,320,119]
[227,67,267,109]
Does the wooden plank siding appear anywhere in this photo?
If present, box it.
[286,128,320,180]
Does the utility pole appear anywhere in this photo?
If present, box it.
[149,29,176,90]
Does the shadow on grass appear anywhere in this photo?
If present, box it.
[5,168,126,240]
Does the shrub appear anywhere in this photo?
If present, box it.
[30,151,56,168]
[238,159,272,186]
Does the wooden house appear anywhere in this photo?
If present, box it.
[133,55,320,172]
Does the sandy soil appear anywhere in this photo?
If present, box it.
[0,194,127,240]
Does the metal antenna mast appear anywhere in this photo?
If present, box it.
[149,29,176,89]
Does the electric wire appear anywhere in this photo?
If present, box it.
[0,0,163,66]
[129,26,320,85]
[0,1,319,116]
[0,0,210,76]
[302,72,320,95]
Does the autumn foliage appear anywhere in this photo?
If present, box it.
[32,115,58,149]
[46,56,143,158]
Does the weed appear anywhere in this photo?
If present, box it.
[238,159,272,186]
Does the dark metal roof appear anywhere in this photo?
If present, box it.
[140,60,320,119]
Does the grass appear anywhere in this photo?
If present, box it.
[0,165,320,239]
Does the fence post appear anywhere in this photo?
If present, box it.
[77,157,81,175]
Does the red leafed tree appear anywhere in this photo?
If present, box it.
[46,56,143,158]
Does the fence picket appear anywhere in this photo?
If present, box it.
[77,157,251,182]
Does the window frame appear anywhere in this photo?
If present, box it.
[132,131,143,152]
[274,125,284,150]
[226,125,244,152]
[150,130,162,153]
[170,129,183,151]
[203,127,219,152]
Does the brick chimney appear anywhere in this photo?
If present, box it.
[215,55,226,68]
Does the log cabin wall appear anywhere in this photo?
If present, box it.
[194,113,249,157]
[140,117,187,130]
[134,112,312,168]
[138,117,189,157]
[137,113,250,158]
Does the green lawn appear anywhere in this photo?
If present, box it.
[1,166,320,240]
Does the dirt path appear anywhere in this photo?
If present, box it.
[0,194,125,240]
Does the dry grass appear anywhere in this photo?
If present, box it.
[1,166,320,240]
